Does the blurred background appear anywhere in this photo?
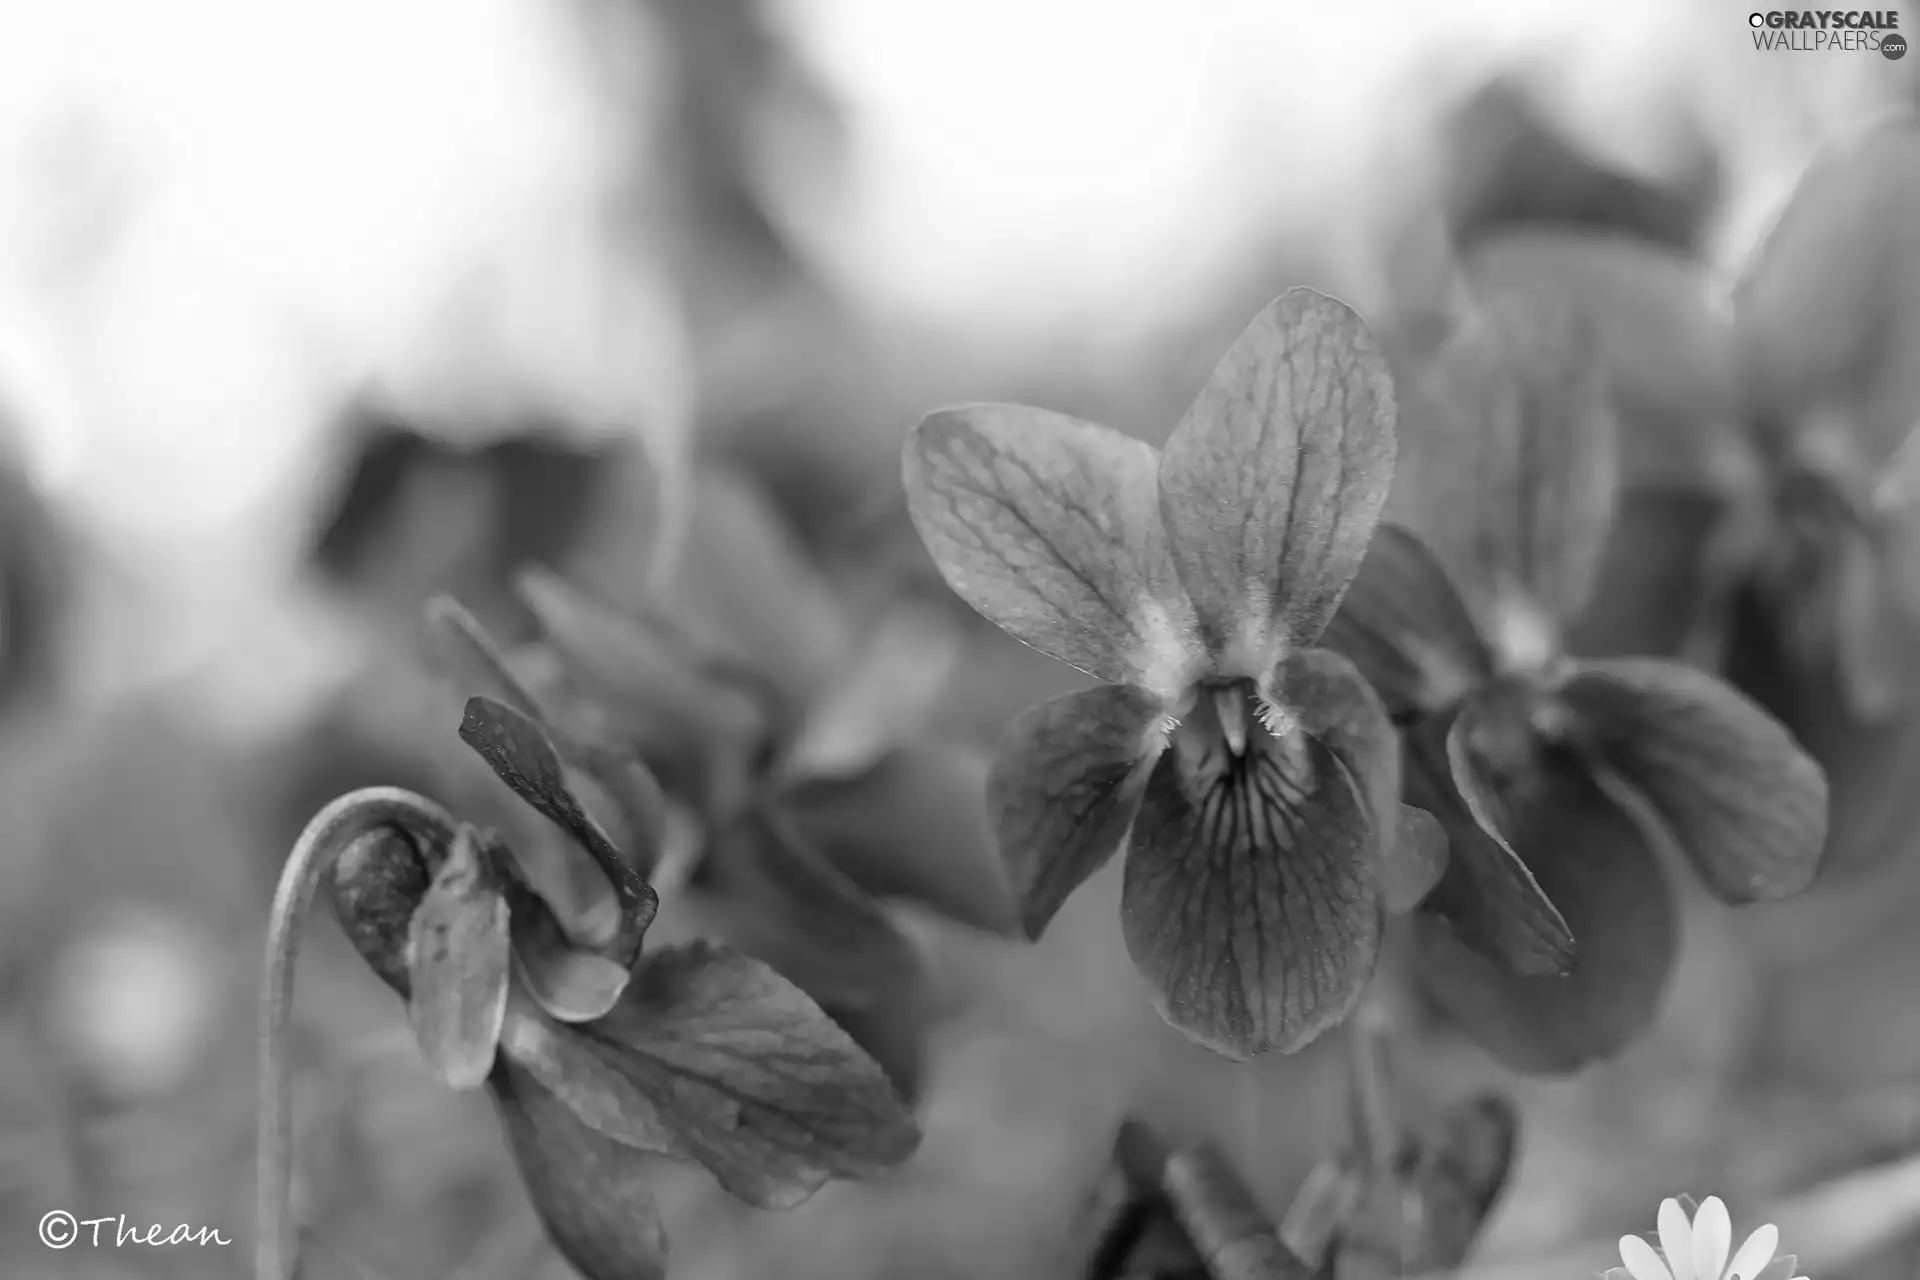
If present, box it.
[0,1,1918,1277]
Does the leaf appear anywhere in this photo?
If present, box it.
[1157,287,1397,678]
[404,826,511,1090]
[459,696,657,962]
[1121,705,1384,1059]
[1404,708,1572,976]
[1558,658,1827,903]
[1279,646,1448,913]
[1414,755,1677,1074]
[1389,284,1619,629]
[902,403,1202,701]
[422,594,546,720]
[1319,522,1494,719]
[780,602,960,782]
[691,805,921,1014]
[986,683,1164,940]
[578,939,922,1208]
[781,742,1021,937]
[489,1061,669,1280]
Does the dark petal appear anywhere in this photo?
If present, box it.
[987,684,1164,940]
[404,826,511,1090]
[1413,758,1678,1075]
[902,403,1202,699]
[422,594,546,720]
[489,1061,669,1280]
[541,939,922,1209]
[781,742,1021,937]
[1279,646,1449,913]
[1388,285,1619,627]
[1121,723,1384,1059]
[1405,703,1573,976]
[459,696,657,963]
[1157,287,1397,675]
[1319,523,1493,719]
[1558,658,1828,903]
[1566,485,1731,662]
[327,828,433,997]
[692,805,921,1014]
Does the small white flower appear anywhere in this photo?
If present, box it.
[1612,1197,1808,1280]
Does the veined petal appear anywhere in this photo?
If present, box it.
[1157,288,1397,674]
[1414,756,1677,1074]
[1557,658,1827,903]
[1320,522,1495,719]
[1120,711,1384,1059]
[987,684,1165,940]
[1278,646,1448,912]
[902,404,1201,699]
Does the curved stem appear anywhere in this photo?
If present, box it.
[257,786,458,1280]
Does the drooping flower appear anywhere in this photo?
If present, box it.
[1607,1196,1807,1280]
[1322,281,1828,1073]
[320,696,921,1280]
[901,287,1445,1059]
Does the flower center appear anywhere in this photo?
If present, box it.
[1175,677,1288,763]
[1487,590,1561,679]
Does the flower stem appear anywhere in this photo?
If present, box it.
[256,787,457,1280]
[1117,1119,1311,1280]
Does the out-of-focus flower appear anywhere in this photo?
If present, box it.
[1607,1196,1806,1280]
[902,287,1445,1060]
[1324,281,1826,1074]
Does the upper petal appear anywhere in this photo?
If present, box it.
[902,404,1201,699]
[1120,709,1384,1058]
[1157,287,1397,673]
[988,684,1164,940]
[1413,755,1678,1074]
[1320,521,1495,718]
[1557,658,1828,903]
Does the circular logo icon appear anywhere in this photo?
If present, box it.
[1884,32,1908,59]
[38,1211,77,1249]
[1749,11,1766,26]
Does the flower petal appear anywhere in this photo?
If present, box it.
[902,403,1201,697]
[1157,287,1397,674]
[1691,1197,1731,1280]
[1278,646,1448,912]
[1389,284,1619,629]
[1405,709,1573,976]
[1320,522,1495,718]
[591,939,922,1208]
[1120,712,1384,1058]
[489,1061,669,1280]
[1660,1198,1698,1280]
[782,743,1020,937]
[1620,1235,1676,1280]
[1558,658,1827,903]
[1727,1225,1779,1280]
[404,826,511,1091]
[459,696,657,963]
[1413,756,1678,1074]
[987,684,1164,940]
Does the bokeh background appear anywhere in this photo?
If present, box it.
[1,1,1919,1277]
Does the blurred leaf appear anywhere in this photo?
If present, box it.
[423,595,545,720]
[490,1061,668,1280]
[1558,657,1826,903]
[519,939,921,1210]
[1415,755,1677,1074]
[902,403,1197,695]
[986,684,1162,941]
[782,742,1019,937]
[1155,288,1396,671]
[458,696,656,962]
[1389,286,1619,629]
[779,602,959,782]
[405,826,511,1090]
